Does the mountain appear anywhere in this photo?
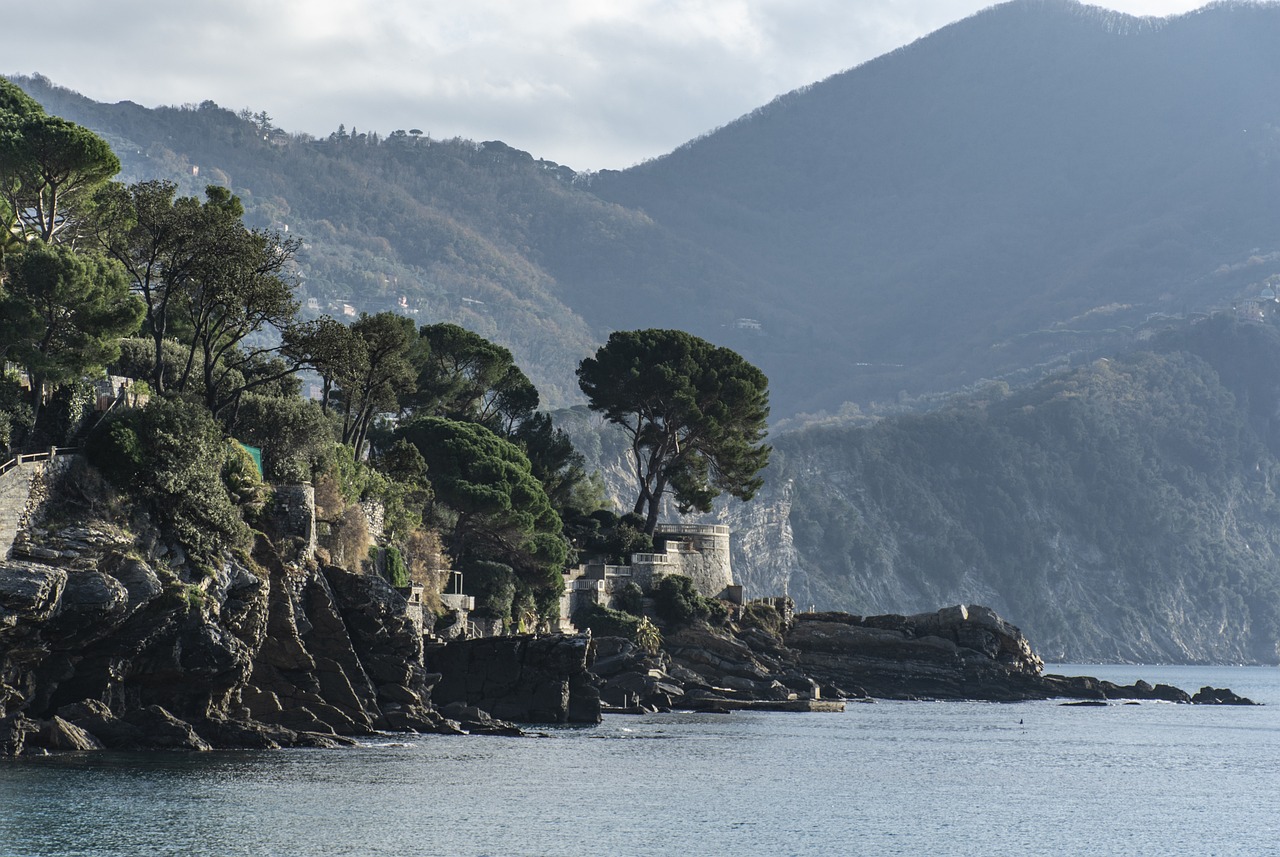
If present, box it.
[591,0,1280,415]
[12,1,1280,418]
[10,1,1280,660]
[712,315,1280,663]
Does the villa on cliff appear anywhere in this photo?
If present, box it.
[558,522,744,632]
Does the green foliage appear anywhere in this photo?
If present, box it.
[573,603,641,640]
[39,380,96,446]
[0,79,42,118]
[322,311,418,456]
[227,392,337,483]
[463,560,516,622]
[163,582,207,614]
[0,103,120,244]
[634,616,663,655]
[95,180,307,416]
[85,397,250,563]
[396,415,566,572]
[578,329,771,533]
[409,322,537,433]
[384,545,410,588]
[1,242,143,386]
[110,337,190,392]
[740,601,784,636]
[652,575,712,627]
[89,418,145,485]
[223,440,268,510]
[612,580,644,616]
[369,545,412,588]
[0,376,33,454]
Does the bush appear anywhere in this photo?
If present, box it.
[463,560,516,621]
[384,545,410,588]
[329,503,371,571]
[84,398,250,563]
[573,603,641,639]
[612,580,644,615]
[652,575,711,627]
[740,601,784,636]
[634,616,662,655]
[227,392,337,483]
[223,440,267,510]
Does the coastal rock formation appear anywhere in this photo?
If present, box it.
[0,518,471,756]
[589,604,1258,709]
[427,634,601,724]
[0,461,1256,758]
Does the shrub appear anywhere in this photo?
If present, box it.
[634,616,663,655]
[223,440,267,510]
[384,545,410,588]
[227,392,337,483]
[463,560,516,621]
[85,398,249,563]
[612,580,644,615]
[652,575,711,627]
[329,504,371,571]
[741,601,784,636]
[573,603,641,639]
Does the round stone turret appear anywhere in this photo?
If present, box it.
[651,523,734,599]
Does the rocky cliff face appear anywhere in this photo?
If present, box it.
[0,459,467,755]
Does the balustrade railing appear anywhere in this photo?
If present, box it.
[0,447,79,479]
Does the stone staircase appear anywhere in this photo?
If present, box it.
[0,460,40,560]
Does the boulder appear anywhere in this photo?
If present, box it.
[1191,686,1257,705]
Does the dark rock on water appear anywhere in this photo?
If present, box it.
[427,634,601,724]
[0,467,1255,758]
[586,604,1258,712]
[0,526,472,755]
[1191,686,1257,705]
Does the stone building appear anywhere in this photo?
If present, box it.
[559,522,743,630]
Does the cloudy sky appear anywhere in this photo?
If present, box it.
[12,0,1206,170]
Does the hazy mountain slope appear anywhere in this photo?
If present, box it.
[713,316,1280,663]
[592,0,1280,414]
[16,1,1280,418]
[10,77,749,408]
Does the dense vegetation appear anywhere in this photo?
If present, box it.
[14,2,1280,418]
[748,316,1280,662]
[1,78,616,626]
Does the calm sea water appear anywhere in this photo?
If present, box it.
[2,665,1277,857]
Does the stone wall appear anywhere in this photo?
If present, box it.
[271,484,317,559]
[653,524,734,599]
[0,463,39,560]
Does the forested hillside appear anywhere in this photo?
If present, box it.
[592,0,1280,415]
[5,78,577,406]
[717,316,1280,663]
[14,1,1280,418]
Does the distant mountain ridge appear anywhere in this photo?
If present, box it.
[714,315,1280,663]
[12,0,1280,418]
[592,0,1280,414]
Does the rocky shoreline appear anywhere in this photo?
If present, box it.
[582,604,1257,715]
[0,486,1255,756]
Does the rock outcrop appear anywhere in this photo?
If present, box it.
[589,604,1258,710]
[0,520,475,756]
[427,634,601,724]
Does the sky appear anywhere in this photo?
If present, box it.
[13,0,1209,171]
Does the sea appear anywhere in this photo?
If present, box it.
[2,664,1277,857]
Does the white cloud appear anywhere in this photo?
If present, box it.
[7,0,1211,170]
